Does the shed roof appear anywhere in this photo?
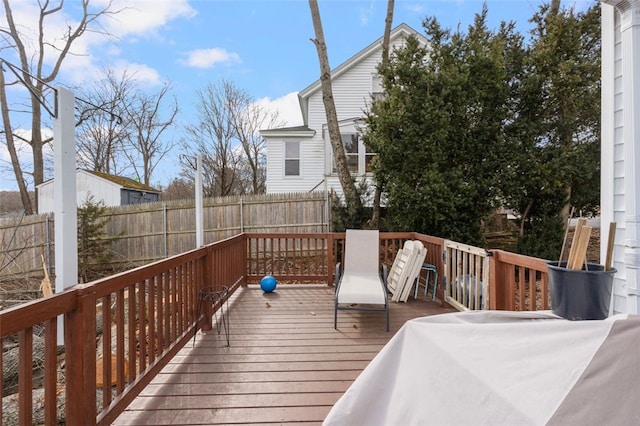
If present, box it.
[36,169,160,193]
[85,170,160,193]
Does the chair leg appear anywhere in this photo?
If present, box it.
[385,306,389,332]
[432,272,439,301]
[423,270,430,297]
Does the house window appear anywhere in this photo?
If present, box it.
[332,133,373,174]
[371,73,384,101]
[284,141,300,176]
[343,133,359,173]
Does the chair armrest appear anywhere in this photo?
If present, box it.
[335,262,342,287]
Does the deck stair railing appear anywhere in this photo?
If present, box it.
[0,231,551,425]
[443,240,491,311]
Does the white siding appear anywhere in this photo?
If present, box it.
[37,170,123,213]
[602,3,637,315]
[76,170,122,206]
[265,25,418,197]
[304,36,409,195]
[603,4,624,314]
[266,136,324,193]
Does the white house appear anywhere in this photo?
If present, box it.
[37,169,160,214]
[600,0,640,315]
[260,23,427,199]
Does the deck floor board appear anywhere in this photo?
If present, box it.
[113,284,452,425]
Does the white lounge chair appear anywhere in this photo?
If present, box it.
[386,247,404,295]
[388,240,419,301]
[334,229,389,331]
[396,241,427,302]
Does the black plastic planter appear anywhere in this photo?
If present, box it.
[547,262,616,321]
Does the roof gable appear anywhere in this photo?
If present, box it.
[297,23,426,124]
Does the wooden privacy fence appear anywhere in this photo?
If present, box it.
[0,192,328,278]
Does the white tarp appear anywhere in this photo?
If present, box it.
[324,310,640,425]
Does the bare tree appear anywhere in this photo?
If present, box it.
[371,0,395,228]
[381,0,395,69]
[182,80,242,197]
[76,69,178,186]
[0,0,122,214]
[124,82,178,186]
[76,69,134,175]
[0,63,32,213]
[308,0,362,217]
[231,101,282,194]
[161,177,194,201]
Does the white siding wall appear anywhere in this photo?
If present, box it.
[38,170,122,213]
[268,56,381,195]
[266,136,324,193]
[37,181,55,214]
[602,4,627,314]
[267,29,412,196]
[302,39,407,195]
[76,171,122,206]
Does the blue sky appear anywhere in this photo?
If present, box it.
[0,0,594,191]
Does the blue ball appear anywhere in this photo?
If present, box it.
[260,275,277,293]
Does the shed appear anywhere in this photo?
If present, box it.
[37,169,160,214]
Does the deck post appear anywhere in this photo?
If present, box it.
[64,287,97,425]
[195,156,204,248]
[327,233,334,286]
[489,250,499,310]
[200,246,213,332]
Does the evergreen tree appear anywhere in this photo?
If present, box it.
[364,1,600,258]
[77,196,113,283]
[507,1,601,258]
[365,7,520,245]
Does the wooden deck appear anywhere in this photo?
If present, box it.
[113,284,453,425]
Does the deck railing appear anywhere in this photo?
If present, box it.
[444,240,491,311]
[489,249,551,311]
[0,234,245,425]
[0,232,549,424]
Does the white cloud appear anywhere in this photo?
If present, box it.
[14,128,54,142]
[360,1,376,26]
[404,4,427,15]
[254,92,303,128]
[103,0,197,38]
[0,128,54,190]
[0,1,195,87]
[179,48,242,69]
[111,61,162,86]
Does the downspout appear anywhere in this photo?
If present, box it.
[615,0,640,313]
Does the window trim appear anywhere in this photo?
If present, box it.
[327,128,374,176]
[283,140,301,177]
